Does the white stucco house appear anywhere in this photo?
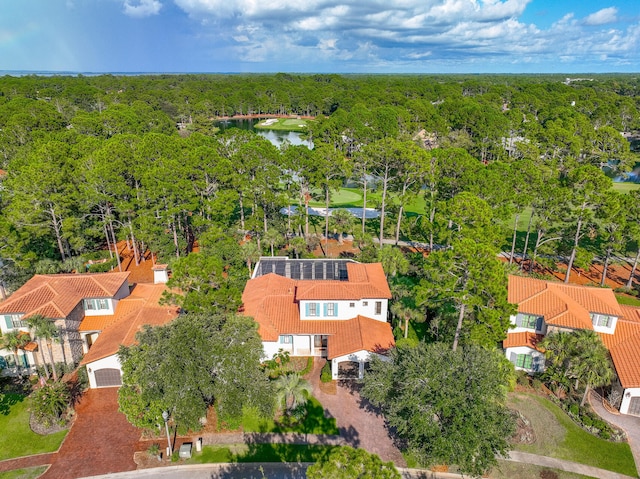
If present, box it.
[504,275,640,416]
[0,271,179,388]
[241,257,395,379]
[0,272,131,376]
[80,282,179,388]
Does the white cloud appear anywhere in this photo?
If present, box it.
[123,0,163,18]
[583,7,618,26]
[169,0,639,71]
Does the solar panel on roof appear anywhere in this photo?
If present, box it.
[254,258,352,281]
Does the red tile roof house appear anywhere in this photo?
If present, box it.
[504,275,640,416]
[0,271,178,388]
[242,257,395,380]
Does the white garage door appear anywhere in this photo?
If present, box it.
[94,368,122,387]
[628,397,640,417]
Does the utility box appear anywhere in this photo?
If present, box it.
[179,443,192,459]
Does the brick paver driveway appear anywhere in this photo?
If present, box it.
[306,358,407,467]
[42,387,143,479]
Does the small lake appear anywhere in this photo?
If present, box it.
[215,118,313,149]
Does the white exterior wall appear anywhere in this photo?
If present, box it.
[331,350,372,380]
[262,341,282,360]
[1,314,26,335]
[83,298,116,317]
[86,355,121,389]
[81,331,101,354]
[592,316,618,335]
[300,299,388,321]
[509,314,547,335]
[620,388,640,415]
[505,346,545,373]
[0,348,37,376]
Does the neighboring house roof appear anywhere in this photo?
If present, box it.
[80,283,179,365]
[503,332,544,351]
[241,263,395,359]
[507,275,640,389]
[600,305,640,389]
[0,272,131,320]
[508,275,622,331]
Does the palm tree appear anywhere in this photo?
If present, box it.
[26,316,59,381]
[26,314,52,380]
[264,228,283,256]
[275,373,312,415]
[390,299,422,340]
[569,330,614,406]
[541,330,614,404]
[330,209,354,245]
[1,330,31,374]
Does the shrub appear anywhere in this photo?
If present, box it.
[31,381,71,427]
[299,357,313,376]
[614,287,638,297]
[320,362,332,383]
[531,378,542,390]
[147,443,160,457]
[568,403,580,416]
[581,415,593,427]
[516,371,530,387]
[76,365,89,391]
[87,257,118,273]
[171,450,180,462]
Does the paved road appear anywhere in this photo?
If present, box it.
[81,463,467,479]
[589,391,640,477]
[505,451,637,479]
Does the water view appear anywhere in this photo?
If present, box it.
[215,118,313,149]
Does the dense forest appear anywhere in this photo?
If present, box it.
[0,73,639,310]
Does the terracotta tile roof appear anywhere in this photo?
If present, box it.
[296,263,391,301]
[327,316,395,359]
[80,283,179,365]
[599,305,640,389]
[23,342,38,352]
[508,275,622,330]
[0,272,131,321]
[507,276,640,389]
[241,271,394,357]
[503,332,544,351]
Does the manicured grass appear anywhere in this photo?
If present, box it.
[240,396,338,435]
[489,460,592,479]
[188,444,336,464]
[508,393,638,477]
[0,393,67,461]
[0,467,48,479]
[253,118,308,132]
[616,294,640,307]
[612,182,640,194]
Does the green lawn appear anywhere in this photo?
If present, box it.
[612,182,640,194]
[508,393,638,477]
[0,467,48,479]
[0,393,67,461]
[240,396,338,435]
[616,294,640,307]
[188,443,336,464]
[253,118,309,132]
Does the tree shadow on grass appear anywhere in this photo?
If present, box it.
[0,392,25,416]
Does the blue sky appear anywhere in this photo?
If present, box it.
[0,0,638,73]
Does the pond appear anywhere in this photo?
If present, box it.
[215,118,313,149]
